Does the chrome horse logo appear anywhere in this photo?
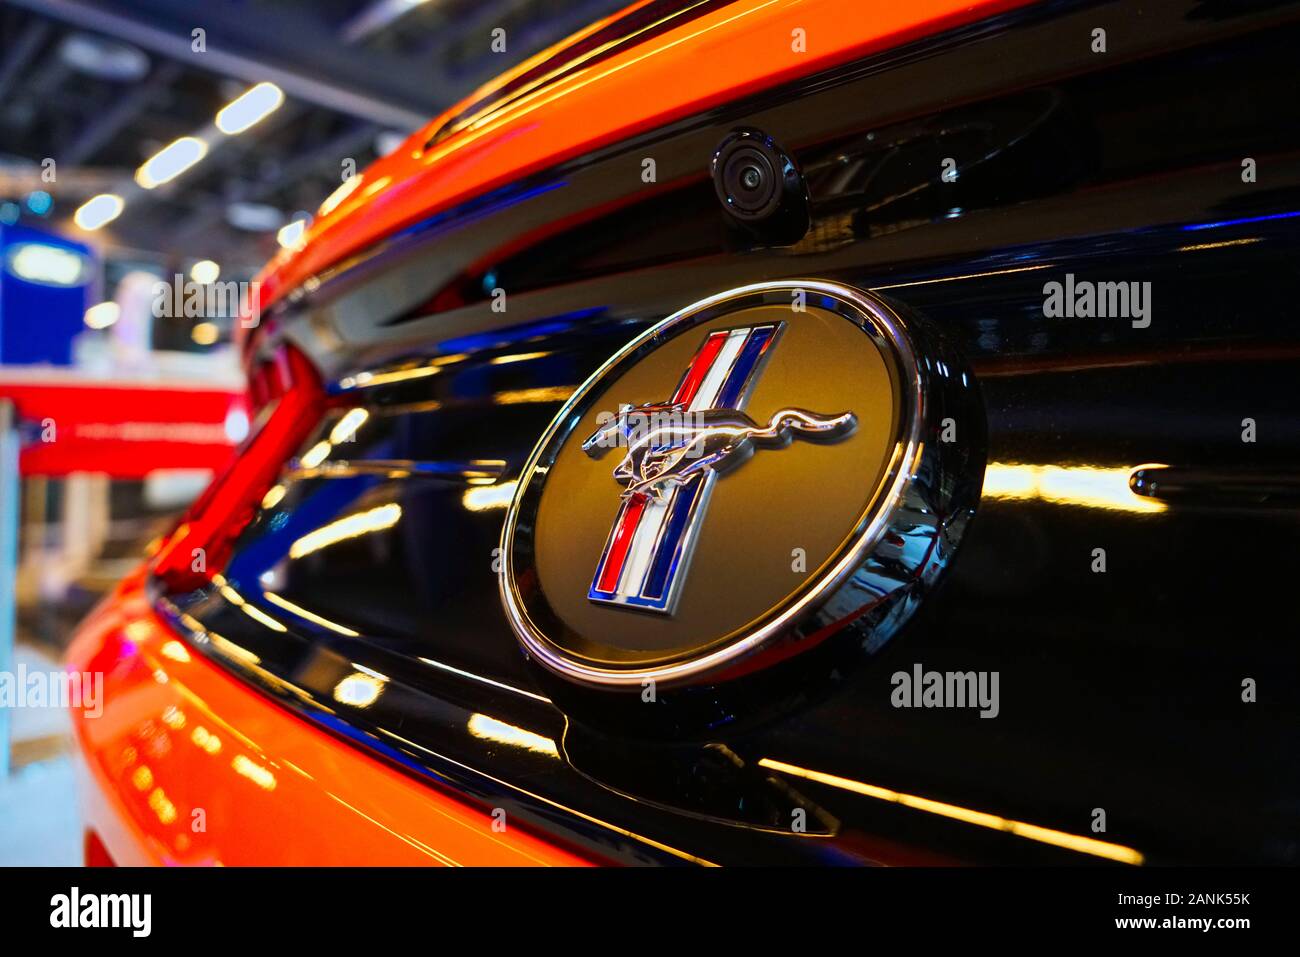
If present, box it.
[584,322,855,614]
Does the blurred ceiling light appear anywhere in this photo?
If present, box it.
[342,0,433,42]
[25,191,52,216]
[135,136,208,189]
[0,202,19,225]
[84,301,121,330]
[374,130,408,156]
[276,217,309,249]
[59,33,149,81]
[7,243,88,286]
[190,259,220,284]
[74,193,124,230]
[226,201,284,232]
[215,82,285,135]
[191,321,219,346]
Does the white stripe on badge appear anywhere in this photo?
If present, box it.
[618,327,749,598]
[688,327,749,412]
[618,486,677,598]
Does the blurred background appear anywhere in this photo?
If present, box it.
[0,0,627,863]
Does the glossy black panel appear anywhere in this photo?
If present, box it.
[164,0,1300,865]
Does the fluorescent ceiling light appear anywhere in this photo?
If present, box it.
[216,82,285,135]
[190,259,220,283]
[6,243,89,286]
[85,301,120,330]
[191,321,219,346]
[74,193,124,230]
[226,201,284,232]
[136,136,208,189]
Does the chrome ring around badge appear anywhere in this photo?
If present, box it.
[499,280,985,691]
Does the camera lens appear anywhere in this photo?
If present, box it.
[711,129,808,237]
[720,145,777,217]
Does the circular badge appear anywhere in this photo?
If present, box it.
[500,281,983,690]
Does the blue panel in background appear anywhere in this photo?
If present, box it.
[0,224,96,366]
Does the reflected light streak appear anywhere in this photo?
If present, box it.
[494,386,574,405]
[191,726,222,755]
[874,264,1052,290]
[1177,237,1261,253]
[489,351,551,365]
[262,591,359,637]
[467,713,559,758]
[261,484,287,510]
[208,633,262,667]
[337,353,468,390]
[982,462,1166,513]
[159,640,191,663]
[217,583,288,632]
[328,408,370,445]
[147,787,178,825]
[462,480,517,512]
[231,754,277,791]
[759,758,1144,865]
[333,672,386,708]
[289,503,402,559]
[417,655,550,703]
[298,440,332,469]
[318,174,363,216]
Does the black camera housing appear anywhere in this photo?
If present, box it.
[710,128,809,241]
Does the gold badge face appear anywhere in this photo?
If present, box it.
[501,281,981,690]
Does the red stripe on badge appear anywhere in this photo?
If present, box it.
[672,330,730,406]
[595,495,648,594]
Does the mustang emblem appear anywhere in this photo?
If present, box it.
[582,321,857,614]
[583,405,856,503]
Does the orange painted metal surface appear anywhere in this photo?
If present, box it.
[65,572,592,866]
[253,0,1034,314]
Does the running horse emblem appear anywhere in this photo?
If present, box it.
[582,321,856,614]
[583,405,856,504]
